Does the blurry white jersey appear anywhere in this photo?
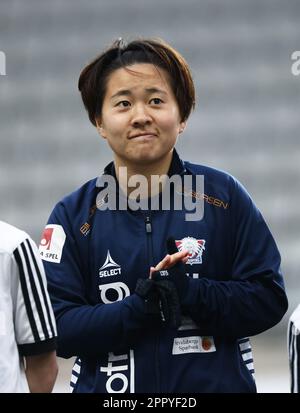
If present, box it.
[288,304,300,393]
[0,221,57,393]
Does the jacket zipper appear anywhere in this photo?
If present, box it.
[145,215,154,264]
[144,213,160,392]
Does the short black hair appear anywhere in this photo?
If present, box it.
[78,38,195,126]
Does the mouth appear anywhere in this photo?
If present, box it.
[129,132,157,140]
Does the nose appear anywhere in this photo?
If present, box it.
[131,103,152,127]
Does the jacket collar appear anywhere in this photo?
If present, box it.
[96,148,186,188]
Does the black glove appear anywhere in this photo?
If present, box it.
[154,279,182,328]
[135,278,161,316]
[135,277,181,328]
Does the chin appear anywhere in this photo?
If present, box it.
[129,150,158,163]
[132,154,156,164]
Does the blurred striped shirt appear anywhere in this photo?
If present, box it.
[0,221,57,392]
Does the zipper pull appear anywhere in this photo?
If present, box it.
[145,216,152,233]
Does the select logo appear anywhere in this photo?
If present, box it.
[99,250,121,278]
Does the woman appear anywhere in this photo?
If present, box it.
[40,38,288,393]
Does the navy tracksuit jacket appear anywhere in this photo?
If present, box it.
[40,150,288,393]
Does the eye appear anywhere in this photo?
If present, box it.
[150,98,163,105]
[116,100,131,108]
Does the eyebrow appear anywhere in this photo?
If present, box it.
[111,87,167,100]
[145,88,167,96]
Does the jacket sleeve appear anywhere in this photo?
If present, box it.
[12,237,57,356]
[181,178,288,338]
[40,202,157,359]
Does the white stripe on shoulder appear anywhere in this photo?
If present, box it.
[16,242,44,341]
[26,238,57,338]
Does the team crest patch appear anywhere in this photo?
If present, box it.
[39,224,66,263]
[176,237,206,265]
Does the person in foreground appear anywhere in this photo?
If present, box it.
[39,38,288,393]
[0,220,58,393]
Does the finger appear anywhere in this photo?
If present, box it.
[149,266,156,279]
[154,255,171,271]
[168,250,189,266]
[155,251,189,270]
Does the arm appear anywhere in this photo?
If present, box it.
[185,180,288,337]
[158,179,288,338]
[181,274,287,338]
[25,351,58,393]
[12,237,58,390]
[41,202,161,359]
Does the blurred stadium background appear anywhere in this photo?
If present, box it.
[1,0,299,393]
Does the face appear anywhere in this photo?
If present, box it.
[97,63,186,171]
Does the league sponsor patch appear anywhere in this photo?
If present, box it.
[172,336,216,355]
[39,224,66,263]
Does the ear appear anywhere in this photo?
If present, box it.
[178,121,186,134]
[95,119,107,139]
